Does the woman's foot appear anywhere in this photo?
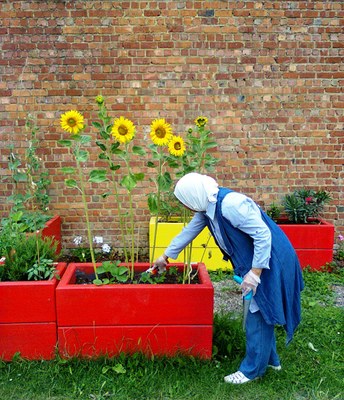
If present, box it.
[268,364,282,371]
[224,371,253,384]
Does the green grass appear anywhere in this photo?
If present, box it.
[1,269,343,400]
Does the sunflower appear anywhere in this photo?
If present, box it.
[194,116,208,128]
[168,136,186,157]
[150,118,173,146]
[111,116,135,144]
[95,95,104,105]
[60,110,84,135]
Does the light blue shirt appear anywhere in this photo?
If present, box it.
[165,191,272,270]
[165,192,272,313]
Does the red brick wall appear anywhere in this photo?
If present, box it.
[1,1,343,253]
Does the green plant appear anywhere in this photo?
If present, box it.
[282,189,332,223]
[266,202,282,222]
[335,234,344,261]
[27,258,56,281]
[0,233,57,282]
[91,97,146,278]
[2,115,52,232]
[95,261,129,284]
[59,110,108,282]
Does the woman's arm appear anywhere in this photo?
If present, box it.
[164,212,208,260]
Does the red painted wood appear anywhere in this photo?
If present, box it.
[0,263,66,323]
[42,215,62,254]
[57,263,214,326]
[279,218,334,249]
[295,249,334,271]
[56,262,214,359]
[278,218,334,269]
[0,323,57,361]
[58,325,213,359]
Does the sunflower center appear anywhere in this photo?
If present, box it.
[118,125,128,136]
[174,142,181,150]
[155,127,166,138]
[68,118,76,127]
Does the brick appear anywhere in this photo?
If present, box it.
[0,0,342,249]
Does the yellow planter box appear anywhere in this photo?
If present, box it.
[149,217,232,271]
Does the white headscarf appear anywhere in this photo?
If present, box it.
[174,173,219,212]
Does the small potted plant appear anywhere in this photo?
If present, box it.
[267,189,334,270]
[1,115,61,254]
[0,225,66,361]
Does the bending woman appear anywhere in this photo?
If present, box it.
[154,173,304,384]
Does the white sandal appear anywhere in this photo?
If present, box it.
[224,371,252,384]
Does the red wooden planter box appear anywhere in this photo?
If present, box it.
[56,262,214,359]
[278,218,335,270]
[41,215,62,254]
[0,263,66,361]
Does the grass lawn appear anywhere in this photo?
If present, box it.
[0,268,343,400]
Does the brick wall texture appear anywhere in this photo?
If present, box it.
[0,1,343,254]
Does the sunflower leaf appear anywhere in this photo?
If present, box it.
[58,140,72,147]
[147,161,156,168]
[89,170,108,183]
[92,121,102,129]
[95,141,107,151]
[75,150,89,162]
[121,175,137,191]
[65,179,79,189]
[61,167,76,174]
[80,135,92,144]
[148,193,158,214]
[132,146,146,156]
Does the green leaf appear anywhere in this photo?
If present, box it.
[89,170,108,183]
[121,175,136,191]
[113,364,126,374]
[13,172,27,182]
[61,167,76,174]
[93,279,103,286]
[58,140,72,147]
[132,146,146,156]
[76,150,89,162]
[80,135,91,144]
[148,193,158,214]
[147,161,156,168]
[134,172,144,182]
[92,121,102,129]
[95,141,107,151]
[65,179,79,189]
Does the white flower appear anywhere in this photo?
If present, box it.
[73,236,83,245]
[93,236,104,244]
[102,244,111,254]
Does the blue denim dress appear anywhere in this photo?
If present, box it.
[208,187,304,343]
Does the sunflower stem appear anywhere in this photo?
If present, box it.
[75,151,98,279]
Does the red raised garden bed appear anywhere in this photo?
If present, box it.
[56,262,214,359]
[41,215,62,254]
[278,218,335,270]
[0,263,67,361]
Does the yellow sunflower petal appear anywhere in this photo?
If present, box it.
[111,116,135,144]
[194,116,208,128]
[60,110,84,135]
[168,136,186,157]
[150,118,173,146]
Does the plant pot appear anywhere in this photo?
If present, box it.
[0,263,67,361]
[277,218,335,270]
[41,215,62,254]
[56,262,214,359]
[149,217,232,271]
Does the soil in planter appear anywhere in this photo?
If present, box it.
[74,268,200,285]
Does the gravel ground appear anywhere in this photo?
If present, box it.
[213,278,344,314]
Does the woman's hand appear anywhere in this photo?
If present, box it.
[154,254,168,273]
[242,270,261,296]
